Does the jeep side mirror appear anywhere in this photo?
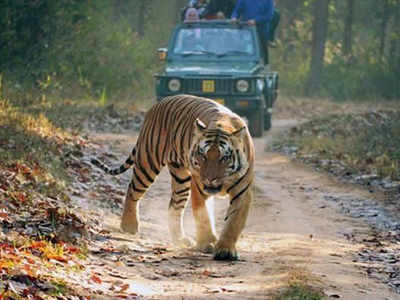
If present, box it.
[157,48,168,61]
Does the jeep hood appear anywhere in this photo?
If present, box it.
[165,61,262,77]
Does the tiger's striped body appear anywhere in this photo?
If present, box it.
[91,95,254,260]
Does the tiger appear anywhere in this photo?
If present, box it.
[91,95,255,260]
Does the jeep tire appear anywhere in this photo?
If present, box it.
[264,111,272,130]
[249,109,264,138]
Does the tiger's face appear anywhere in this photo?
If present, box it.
[189,119,249,195]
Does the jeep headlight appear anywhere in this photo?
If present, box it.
[257,79,265,91]
[236,79,249,93]
[168,79,181,92]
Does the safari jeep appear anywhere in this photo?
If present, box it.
[154,20,278,137]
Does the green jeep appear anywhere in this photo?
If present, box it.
[154,20,278,137]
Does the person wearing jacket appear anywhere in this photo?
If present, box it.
[231,0,274,63]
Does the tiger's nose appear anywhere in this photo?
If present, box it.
[204,178,220,187]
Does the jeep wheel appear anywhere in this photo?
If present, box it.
[264,112,272,130]
[249,109,264,138]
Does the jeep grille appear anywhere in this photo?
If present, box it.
[186,78,231,94]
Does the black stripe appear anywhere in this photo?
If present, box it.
[137,162,154,184]
[142,113,157,171]
[147,106,163,171]
[130,182,146,193]
[133,168,148,189]
[170,172,191,184]
[169,202,187,210]
[158,102,174,164]
[230,182,251,205]
[169,161,181,169]
[183,100,205,125]
[126,147,137,165]
[194,180,207,197]
[227,167,249,193]
[154,110,163,166]
[175,187,190,195]
[147,109,156,161]
[175,193,189,199]
[171,100,195,151]
[172,197,189,205]
[135,144,154,184]
[146,152,160,176]
[115,166,128,175]
[161,100,193,164]
[169,150,178,164]
[231,151,237,168]
[183,101,207,151]
[236,150,242,172]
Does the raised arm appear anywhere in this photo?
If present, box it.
[231,0,244,20]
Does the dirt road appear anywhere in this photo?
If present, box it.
[81,119,399,300]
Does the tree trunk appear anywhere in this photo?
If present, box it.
[389,2,400,70]
[343,0,354,56]
[174,0,187,23]
[305,0,330,97]
[379,0,390,58]
[137,0,149,37]
[281,0,302,63]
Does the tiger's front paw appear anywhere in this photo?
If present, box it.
[197,236,217,254]
[174,236,195,248]
[120,220,139,235]
[197,243,215,254]
[214,244,238,261]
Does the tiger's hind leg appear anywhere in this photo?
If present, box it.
[121,164,158,235]
[168,163,193,247]
[191,179,218,253]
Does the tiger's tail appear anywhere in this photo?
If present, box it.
[91,147,136,176]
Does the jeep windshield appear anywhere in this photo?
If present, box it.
[172,27,256,57]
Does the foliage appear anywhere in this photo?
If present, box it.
[273,0,400,100]
[0,0,162,101]
[272,110,400,181]
[0,0,399,101]
[0,99,73,187]
[275,284,325,300]
[274,267,325,300]
[0,92,140,298]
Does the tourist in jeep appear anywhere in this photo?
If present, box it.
[231,0,274,63]
[205,0,236,19]
[181,0,210,20]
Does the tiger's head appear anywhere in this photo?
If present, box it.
[189,118,250,195]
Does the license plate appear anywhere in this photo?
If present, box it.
[213,98,225,105]
[202,80,215,93]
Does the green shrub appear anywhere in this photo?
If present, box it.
[0,1,161,101]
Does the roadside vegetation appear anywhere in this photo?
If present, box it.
[272,98,400,194]
[0,91,90,298]
[1,1,399,103]
[0,92,142,298]
[273,268,325,300]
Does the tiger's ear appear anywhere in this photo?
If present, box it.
[232,126,246,138]
[195,118,207,132]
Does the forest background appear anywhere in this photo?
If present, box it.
[0,0,399,103]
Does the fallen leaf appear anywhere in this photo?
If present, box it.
[118,284,130,293]
[91,274,102,284]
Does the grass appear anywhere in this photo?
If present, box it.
[275,284,325,300]
[274,268,325,300]
[272,109,400,182]
[0,99,72,194]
